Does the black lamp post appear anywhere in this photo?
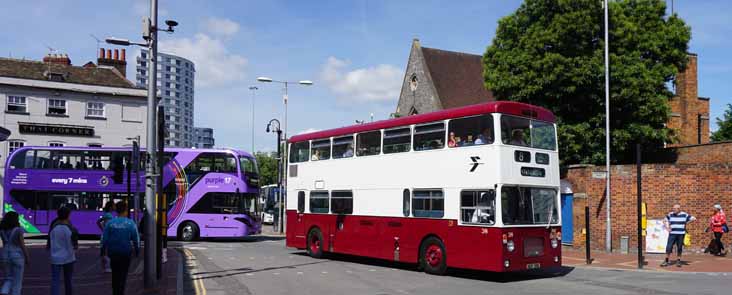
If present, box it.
[266,119,283,233]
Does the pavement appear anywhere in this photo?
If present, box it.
[178,237,731,295]
[1,239,180,295]
[563,246,732,273]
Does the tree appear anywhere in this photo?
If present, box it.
[254,151,279,186]
[711,104,732,142]
[483,0,691,164]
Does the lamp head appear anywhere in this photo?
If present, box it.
[105,37,131,46]
[257,77,273,83]
[165,20,179,32]
[299,80,313,86]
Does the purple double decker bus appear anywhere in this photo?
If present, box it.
[3,146,262,241]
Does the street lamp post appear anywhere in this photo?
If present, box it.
[257,77,312,233]
[603,0,612,253]
[106,0,178,287]
[266,119,282,233]
[249,86,258,153]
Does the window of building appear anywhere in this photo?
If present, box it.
[403,189,410,217]
[449,115,494,147]
[332,135,354,159]
[310,139,331,161]
[49,142,64,147]
[7,96,27,113]
[140,61,147,67]
[330,191,353,214]
[8,140,25,154]
[460,190,496,225]
[86,102,105,118]
[289,141,310,163]
[356,130,381,156]
[47,99,67,115]
[412,189,444,218]
[383,127,411,154]
[165,90,171,96]
[414,122,445,151]
[309,191,329,213]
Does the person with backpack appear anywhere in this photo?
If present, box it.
[97,201,115,273]
[0,211,29,295]
[710,204,727,256]
[100,202,140,295]
[48,207,78,295]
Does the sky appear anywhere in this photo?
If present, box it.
[1,0,730,152]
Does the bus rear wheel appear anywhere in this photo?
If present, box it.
[419,237,447,275]
[179,222,199,242]
[306,228,324,259]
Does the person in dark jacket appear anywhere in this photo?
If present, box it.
[100,202,140,295]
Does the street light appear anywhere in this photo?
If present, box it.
[249,86,258,153]
[105,0,178,287]
[266,119,283,233]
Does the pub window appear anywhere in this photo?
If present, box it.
[297,191,305,213]
[356,130,381,156]
[413,122,445,151]
[332,135,354,159]
[460,190,496,225]
[448,115,494,147]
[412,189,444,218]
[330,191,353,214]
[86,102,105,118]
[311,139,331,161]
[49,142,64,147]
[8,140,25,154]
[289,141,310,163]
[7,96,27,113]
[48,99,67,115]
[309,191,329,213]
[403,189,410,217]
[383,127,411,154]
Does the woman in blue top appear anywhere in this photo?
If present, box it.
[0,212,29,295]
[101,202,139,295]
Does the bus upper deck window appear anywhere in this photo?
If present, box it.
[448,115,494,147]
[289,141,310,163]
[332,135,354,159]
[413,123,445,151]
[311,139,331,161]
[356,131,381,157]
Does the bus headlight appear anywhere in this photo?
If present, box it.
[551,239,558,249]
[506,240,515,252]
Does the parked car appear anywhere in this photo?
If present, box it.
[262,209,275,225]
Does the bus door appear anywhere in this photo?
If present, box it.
[290,191,307,248]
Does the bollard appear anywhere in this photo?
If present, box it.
[585,206,591,264]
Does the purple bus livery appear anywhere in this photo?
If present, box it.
[3,146,262,241]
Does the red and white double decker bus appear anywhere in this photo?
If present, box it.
[285,101,561,274]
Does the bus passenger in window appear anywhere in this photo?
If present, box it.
[465,135,474,146]
[342,144,354,158]
[448,132,458,148]
[509,130,527,146]
[311,150,321,161]
[475,129,493,145]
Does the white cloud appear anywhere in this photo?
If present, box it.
[320,56,402,103]
[204,18,240,38]
[160,33,247,88]
[296,128,321,135]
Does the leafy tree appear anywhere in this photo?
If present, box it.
[711,104,732,142]
[483,0,691,164]
[254,151,279,186]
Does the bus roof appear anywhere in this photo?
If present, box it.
[289,101,555,143]
[8,146,253,158]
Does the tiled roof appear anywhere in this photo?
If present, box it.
[0,58,138,89]
[420,47,494,109]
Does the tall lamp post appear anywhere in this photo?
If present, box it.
[249,86,258,153]
[266,119,283,233]
[257,77,312,233]
[106,1,178,287]
[603,0,612,253]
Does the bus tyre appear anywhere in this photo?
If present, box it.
[306,228,324,259]
[179,222,199,242]
[419,237,447,275]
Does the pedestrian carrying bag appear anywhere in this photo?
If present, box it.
[683,233,691,247]
[723,223,729,233]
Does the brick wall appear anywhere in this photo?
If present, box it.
[668,54,711,147]
[567,160,732,252]
[675,141,732,165]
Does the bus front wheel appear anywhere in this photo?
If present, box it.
[419,236,447,275]
[179,222,199,242]
[306,228,324,259]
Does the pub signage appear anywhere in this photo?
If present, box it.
[18,123,94,137]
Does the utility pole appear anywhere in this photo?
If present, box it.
[604,0,613,253]
[144,0,159,287]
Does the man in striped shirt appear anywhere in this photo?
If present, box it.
[661,204,696,267]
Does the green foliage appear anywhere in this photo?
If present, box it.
[483,0,691,164]
[711,104,732,142]
[254,151,279,186]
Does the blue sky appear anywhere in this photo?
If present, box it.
[1,0,730,152]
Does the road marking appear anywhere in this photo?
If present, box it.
[369,269,376,272]
[321,271,328,274]
[245,273,254,276]
[183,248,207,295]
[297,272,303,275]
[273,272,280,275]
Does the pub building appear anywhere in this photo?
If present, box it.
[0,49,148,200]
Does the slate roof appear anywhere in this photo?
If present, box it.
[420,46,494,109]
[0,58,138,89]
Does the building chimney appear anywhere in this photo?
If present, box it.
[97,47,127,78]
[42,53,71,66]
[121,49,126,61]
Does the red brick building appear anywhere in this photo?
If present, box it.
[668,54,711,146]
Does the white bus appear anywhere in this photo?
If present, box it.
[285,101,561,274]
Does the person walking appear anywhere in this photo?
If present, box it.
[661,204,696,267]
[710,204,727,256]
[100,202,140,295]
[48,207,78,295]
[0,211,29,295]
[96,201,115,273]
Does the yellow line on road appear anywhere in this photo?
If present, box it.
[183,248,207,295]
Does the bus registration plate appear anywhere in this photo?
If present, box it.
[526,263,541,270]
